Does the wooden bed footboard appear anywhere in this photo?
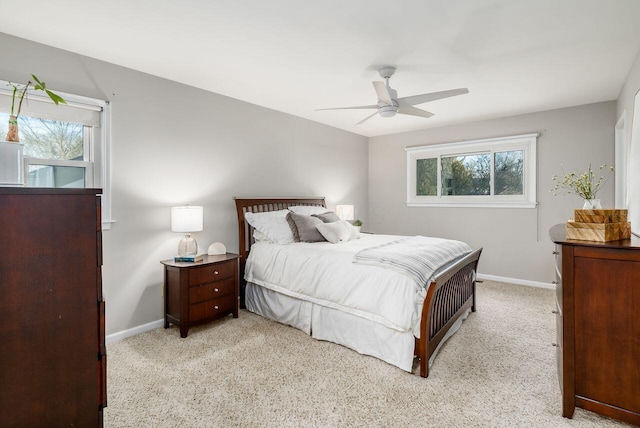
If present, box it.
[416,248,483,378]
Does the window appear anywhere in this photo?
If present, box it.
[406,133,538,208]
[0,82,112,227]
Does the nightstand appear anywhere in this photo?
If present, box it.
[161,253,240,338]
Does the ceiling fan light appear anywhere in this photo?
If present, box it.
[379,105,397,118]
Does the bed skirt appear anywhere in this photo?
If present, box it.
[246,282,470,373]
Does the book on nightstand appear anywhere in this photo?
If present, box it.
[174,254,205,263]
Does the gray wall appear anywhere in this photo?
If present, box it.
[368,102,616,284]
[0,33,369,335]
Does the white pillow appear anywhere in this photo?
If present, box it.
[288,205,328,215]
[252,229,272,242]
[245,210,294,244]
[315,220,360,244]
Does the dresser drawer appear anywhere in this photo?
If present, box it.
[188,260,235,285]
[553,245,562,301]
[189,294,235,322]
[555,300,563,392]
[189,277,235,303]
[555,275,562,308]
[554,301,562,345]
[554,264,562,282]
[554,244,562,271]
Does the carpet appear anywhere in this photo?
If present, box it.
[104,281,629,427]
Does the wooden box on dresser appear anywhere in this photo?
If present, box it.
[161,253,240,338]
[0,188,106,427]
[550,224,640,426]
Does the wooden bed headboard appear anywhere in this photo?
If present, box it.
[233,196,326,274]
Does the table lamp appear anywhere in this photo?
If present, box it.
[336,204,355,222]
[171,205,203,256]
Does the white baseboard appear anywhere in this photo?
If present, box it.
[106,319,164,345]
[477,273,555,290]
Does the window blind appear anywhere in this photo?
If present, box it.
[0,84,103,127]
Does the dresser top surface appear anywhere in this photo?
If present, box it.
[0,187,102,195]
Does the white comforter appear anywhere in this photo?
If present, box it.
[245,234,453,336]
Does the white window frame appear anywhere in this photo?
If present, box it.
[0,81,112,228]
[406,133,538,208]
[24,158,95,187]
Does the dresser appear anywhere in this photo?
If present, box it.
[162,253,240,337]
[549,224,640,426]
[0,188,106,426]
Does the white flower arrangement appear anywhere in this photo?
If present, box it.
[550,164,614,200]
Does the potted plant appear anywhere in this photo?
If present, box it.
[352,219,363,232]
[0,74,66,186]
[550,163,614,209]
[5,74,66,142]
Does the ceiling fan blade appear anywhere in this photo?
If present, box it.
[356,111,378,125]
[372,81,393,105]
[398,106,434,119]
[316,105,378,111]
[396,88,469,107]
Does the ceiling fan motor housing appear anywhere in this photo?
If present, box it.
[379,105,398,117]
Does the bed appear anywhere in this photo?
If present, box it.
[234,197,482,378]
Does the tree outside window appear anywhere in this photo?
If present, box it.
[416,158,437,196]
[406,133,537,208]
[441,154,490,196]
[0,113,84,160]
[494,150,523,195]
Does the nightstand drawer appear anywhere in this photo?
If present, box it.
[188,260,235,285]
[189,277,235,303]
[189,294,235,321]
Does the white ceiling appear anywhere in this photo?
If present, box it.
[2,0,640,137]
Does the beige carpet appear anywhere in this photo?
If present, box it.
[105,281,629,427]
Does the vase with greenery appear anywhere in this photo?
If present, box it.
[550,164,614,209]
[5,74,65,142]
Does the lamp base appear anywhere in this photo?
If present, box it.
[178,233,198,256]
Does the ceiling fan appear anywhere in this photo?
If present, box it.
[317,66,469,125]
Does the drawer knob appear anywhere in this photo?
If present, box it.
[552,343,558,347]
[213,271,219,275]
[214,305,219,310]
[214,288,219,292]
[551,309,558,314]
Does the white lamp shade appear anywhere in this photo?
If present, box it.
[336,204,355,221]
[171,206,203,232]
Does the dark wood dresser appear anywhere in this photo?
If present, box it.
[0,188,106,426]
[162,253,240,338]
[549,224,640,426]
